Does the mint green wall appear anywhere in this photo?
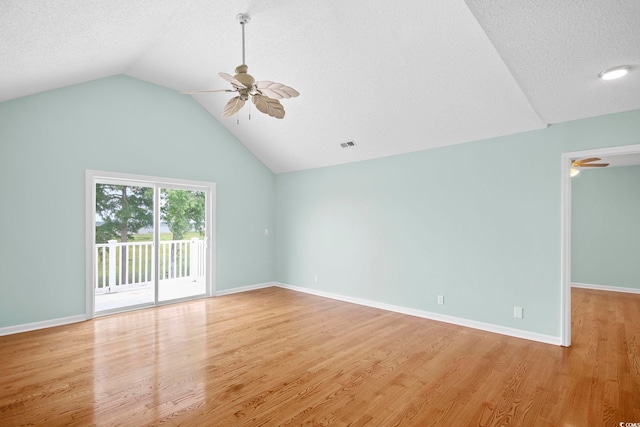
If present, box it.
[0,76,275,328]
[572,166,640,289]
[2,76,639,338]
[275,110,640,338]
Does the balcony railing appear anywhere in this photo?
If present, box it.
[95,238,205,294]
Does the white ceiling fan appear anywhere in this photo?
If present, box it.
[185,13,299,119]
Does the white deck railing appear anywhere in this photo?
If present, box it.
[95,238,205,294]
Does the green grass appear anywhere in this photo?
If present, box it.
[131,231,203,242]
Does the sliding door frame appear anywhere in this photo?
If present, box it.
[85,170,216,319]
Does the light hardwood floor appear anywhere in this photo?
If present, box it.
[1,287,638,426]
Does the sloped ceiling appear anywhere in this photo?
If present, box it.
[1,0,639,173]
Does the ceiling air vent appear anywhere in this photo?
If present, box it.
[340,141,357,148]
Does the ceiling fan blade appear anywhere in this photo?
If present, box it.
[219,72,248,90]
[255,81,300,99]
[578,163,609,167]
[182,89,235,94]
[221,96,246,118]
[572,157,602,166]
[578,157,602,163]
[252,94,285,119]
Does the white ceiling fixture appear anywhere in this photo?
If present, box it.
[599,65,631,80]
[184,13,299,120]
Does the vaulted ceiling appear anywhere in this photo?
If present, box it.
[2,1,639,173]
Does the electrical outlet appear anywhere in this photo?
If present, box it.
[438,295,444,305]
[264,228,269,235]
[314,275,319,284]
[514,306,523,319]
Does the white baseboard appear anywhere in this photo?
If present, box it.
[0,314,86,337]
[215,282,275,296]
[274,283,562,346]
[572,282,640,294]
[0,282,566,347]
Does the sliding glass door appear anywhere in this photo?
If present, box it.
[157,188,207,302]
[88,172,214,316]
[94,182,155,312]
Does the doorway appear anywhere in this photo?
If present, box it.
[560,143,640,346]
[85,171,216,317]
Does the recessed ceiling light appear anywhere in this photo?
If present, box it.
[598,65,631,80]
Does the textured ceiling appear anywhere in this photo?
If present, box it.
[1,0,639,173]
[465,0,640,124]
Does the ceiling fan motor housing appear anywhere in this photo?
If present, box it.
[234,64,255,89]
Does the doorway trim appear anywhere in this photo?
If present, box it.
[85,170,216,319]
[560,143,640,346]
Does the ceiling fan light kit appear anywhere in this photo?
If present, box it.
[186,13,299,120]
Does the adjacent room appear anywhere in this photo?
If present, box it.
[1,1,639,425]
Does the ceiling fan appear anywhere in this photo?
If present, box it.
[570,157,609,176]
[185,13,299,119]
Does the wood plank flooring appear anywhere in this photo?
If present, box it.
[0,287,639,426]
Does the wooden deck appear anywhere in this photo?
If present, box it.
[95,278,207,312]
[0,287,638,426]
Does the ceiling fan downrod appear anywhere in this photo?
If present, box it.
[237,13,250,66]
[233,13,254,93]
